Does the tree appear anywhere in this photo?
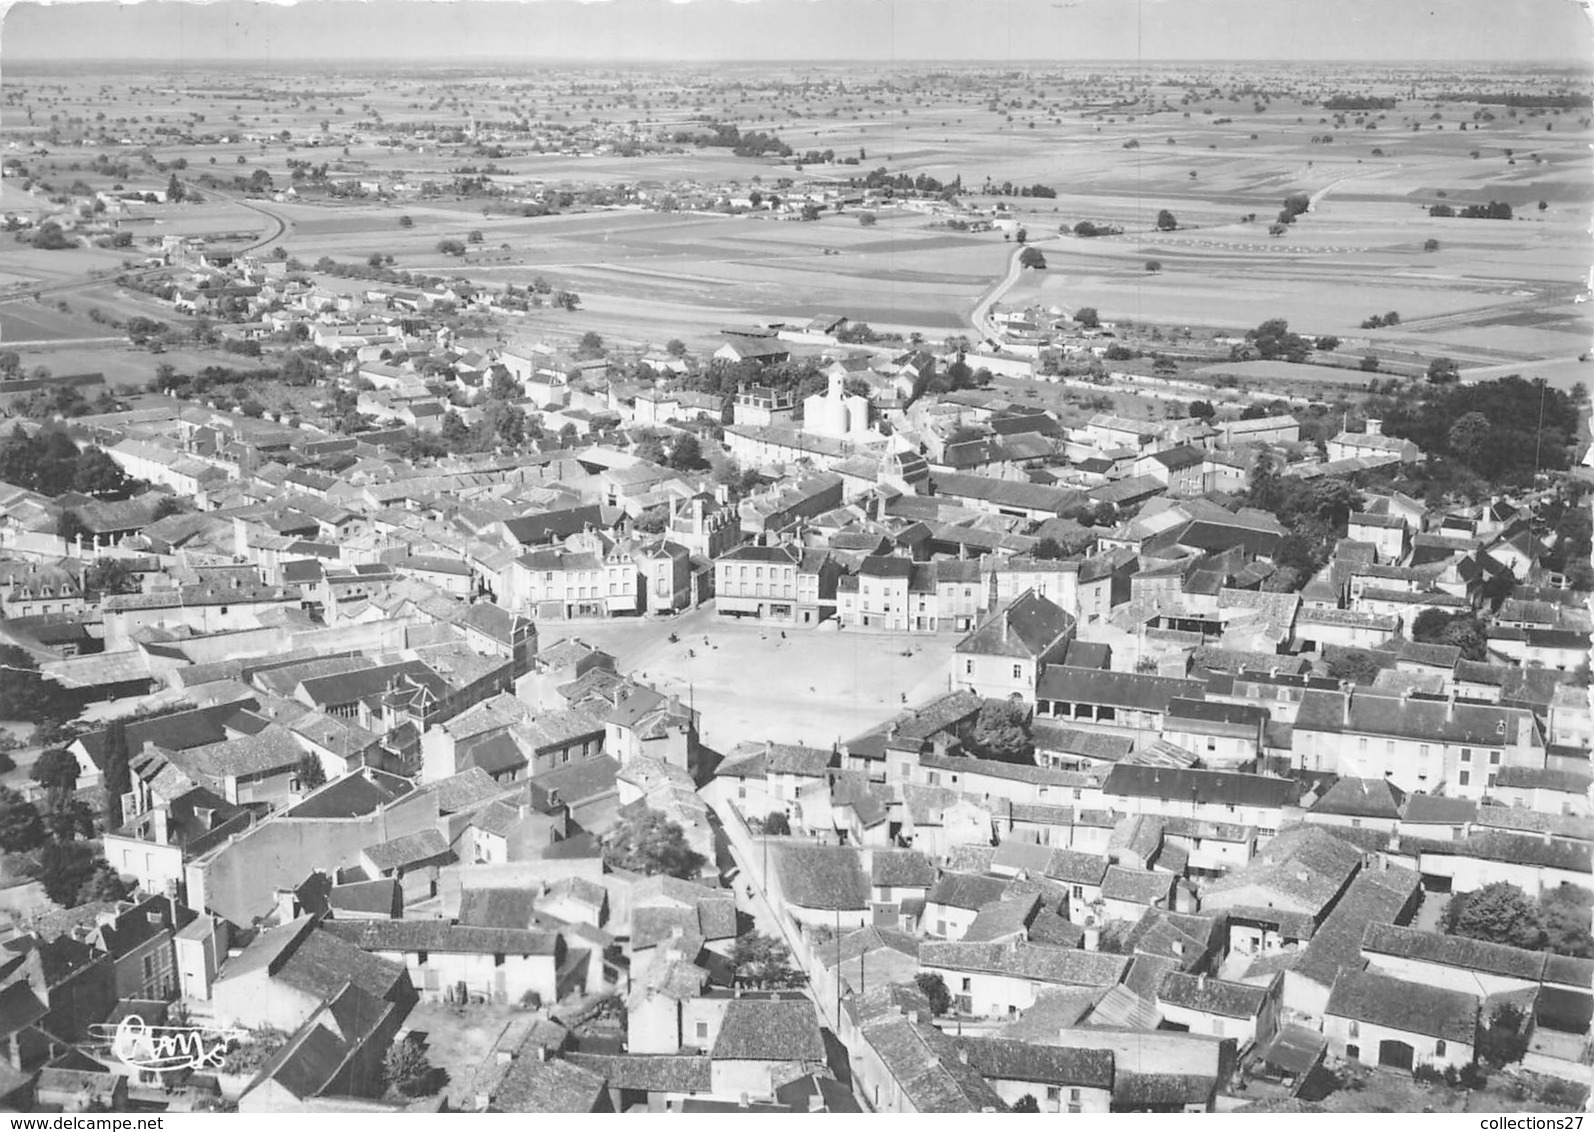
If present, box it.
[37,841,106,907]
[0,352,20,379]
[32,747,79,803]
[1012,1096,1041,1113]
[1478,1004,1530,1068]
[166,174,184,204]
[77,861,130,905]
[383,1035,446,1098]
[914,972,952,1015]
[763,811,790,836]
[1445,410,1492,466]
[398,215,414,228]
[575,332,606,360]
[633,434,668,466]
[969,698,1033,764]
[1540,884,1594,958]
[439,410,471,452]
[1424,238,1440,252]
[666,339,688,358]
[99,718,131,829]
[732,931,805,989]
[1074,307,1100,329]
[1323,648,1382,686]
[487,368,520,402]
[0,786,46,854]
[1443,882,1546,950]
[667,433,706,472]
[1314,336,1341,351]
[1018,246,1046,269]
[1428,357,1461,384]
[857,212,877,227]
[436,238,465,256]
[295,751,327,792]
[1032,537,1065,560]
[1145,260,1162,273]
[467,229,484,243]
[602,808,705,879]
[152,495,186,521]
[1360,355,1381,373]
[1156,209,1178,231]
[0,646,68,727]
[84,559,136,597]
[1188,400,1216,420]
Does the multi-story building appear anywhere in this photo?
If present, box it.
[1294,689,1546,798]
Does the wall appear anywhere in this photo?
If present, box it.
[188,790,442,924]
[1323,1014,1474,1074]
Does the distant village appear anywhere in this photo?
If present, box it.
[0,205,1588,1119]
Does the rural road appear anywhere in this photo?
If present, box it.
[971,240,1042,340]
[181,181,294,253]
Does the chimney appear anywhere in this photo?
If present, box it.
[273,887,298,924]
[808,1093,824,1113]
[495,1050,514,1066]
[1446,689,1456,722]
[151,806,169,845]
[1197,974,1207,991]
[1366,418,1383,437]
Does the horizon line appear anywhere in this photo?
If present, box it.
[6,55,1592,65]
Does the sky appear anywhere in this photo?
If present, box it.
[3,0,1591,64]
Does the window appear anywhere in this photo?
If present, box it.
[1435,1040,1446,1056]
[494,953,505,967]
[1489,750,1500,765]
[1348,1021,1359,1039]
[961,977,971,992]
[1358,737,1367,753]
[417,950,429,965]
[1046,1087,1061,1102]
[695,1021,709,1041]
[1461,748,1472,762]
[1459,770,1471,786]
[1070,1089,1081,1102]
[1419,744,1430,760]
[1012,664,1023,680]
[1072,885,1083,900]
[965,660,974,675]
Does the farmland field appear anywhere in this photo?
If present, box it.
[0,55,1589,385]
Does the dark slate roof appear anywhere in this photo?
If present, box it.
[1325,968,1479,1043]
[955,590,1076,660]
[1309,777,1406,820]
[1405,831,1592,873]
[1402,793,1478,826]
[710,997,825,1062]
[457,888,539,931]
[1037,666,1206,712]
[1102,765,1295,809]
[1297,688,1539,748]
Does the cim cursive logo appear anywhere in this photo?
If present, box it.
[88,1015,249,1075]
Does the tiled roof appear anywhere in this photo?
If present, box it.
[1361,922,1546,981]
[920,940,1129,987]
[1157,972,1266,1018]
[1325,968,1478,1044]
[711,997,825,1062]
[955,1037,1114,1089]
[773,844,869,911]
[322,918,557,956]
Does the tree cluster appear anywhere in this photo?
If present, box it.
[1381,376,1574,485]
[1443,881,1593,958]
[601,808,705,879]
[1244,318,1313,364]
